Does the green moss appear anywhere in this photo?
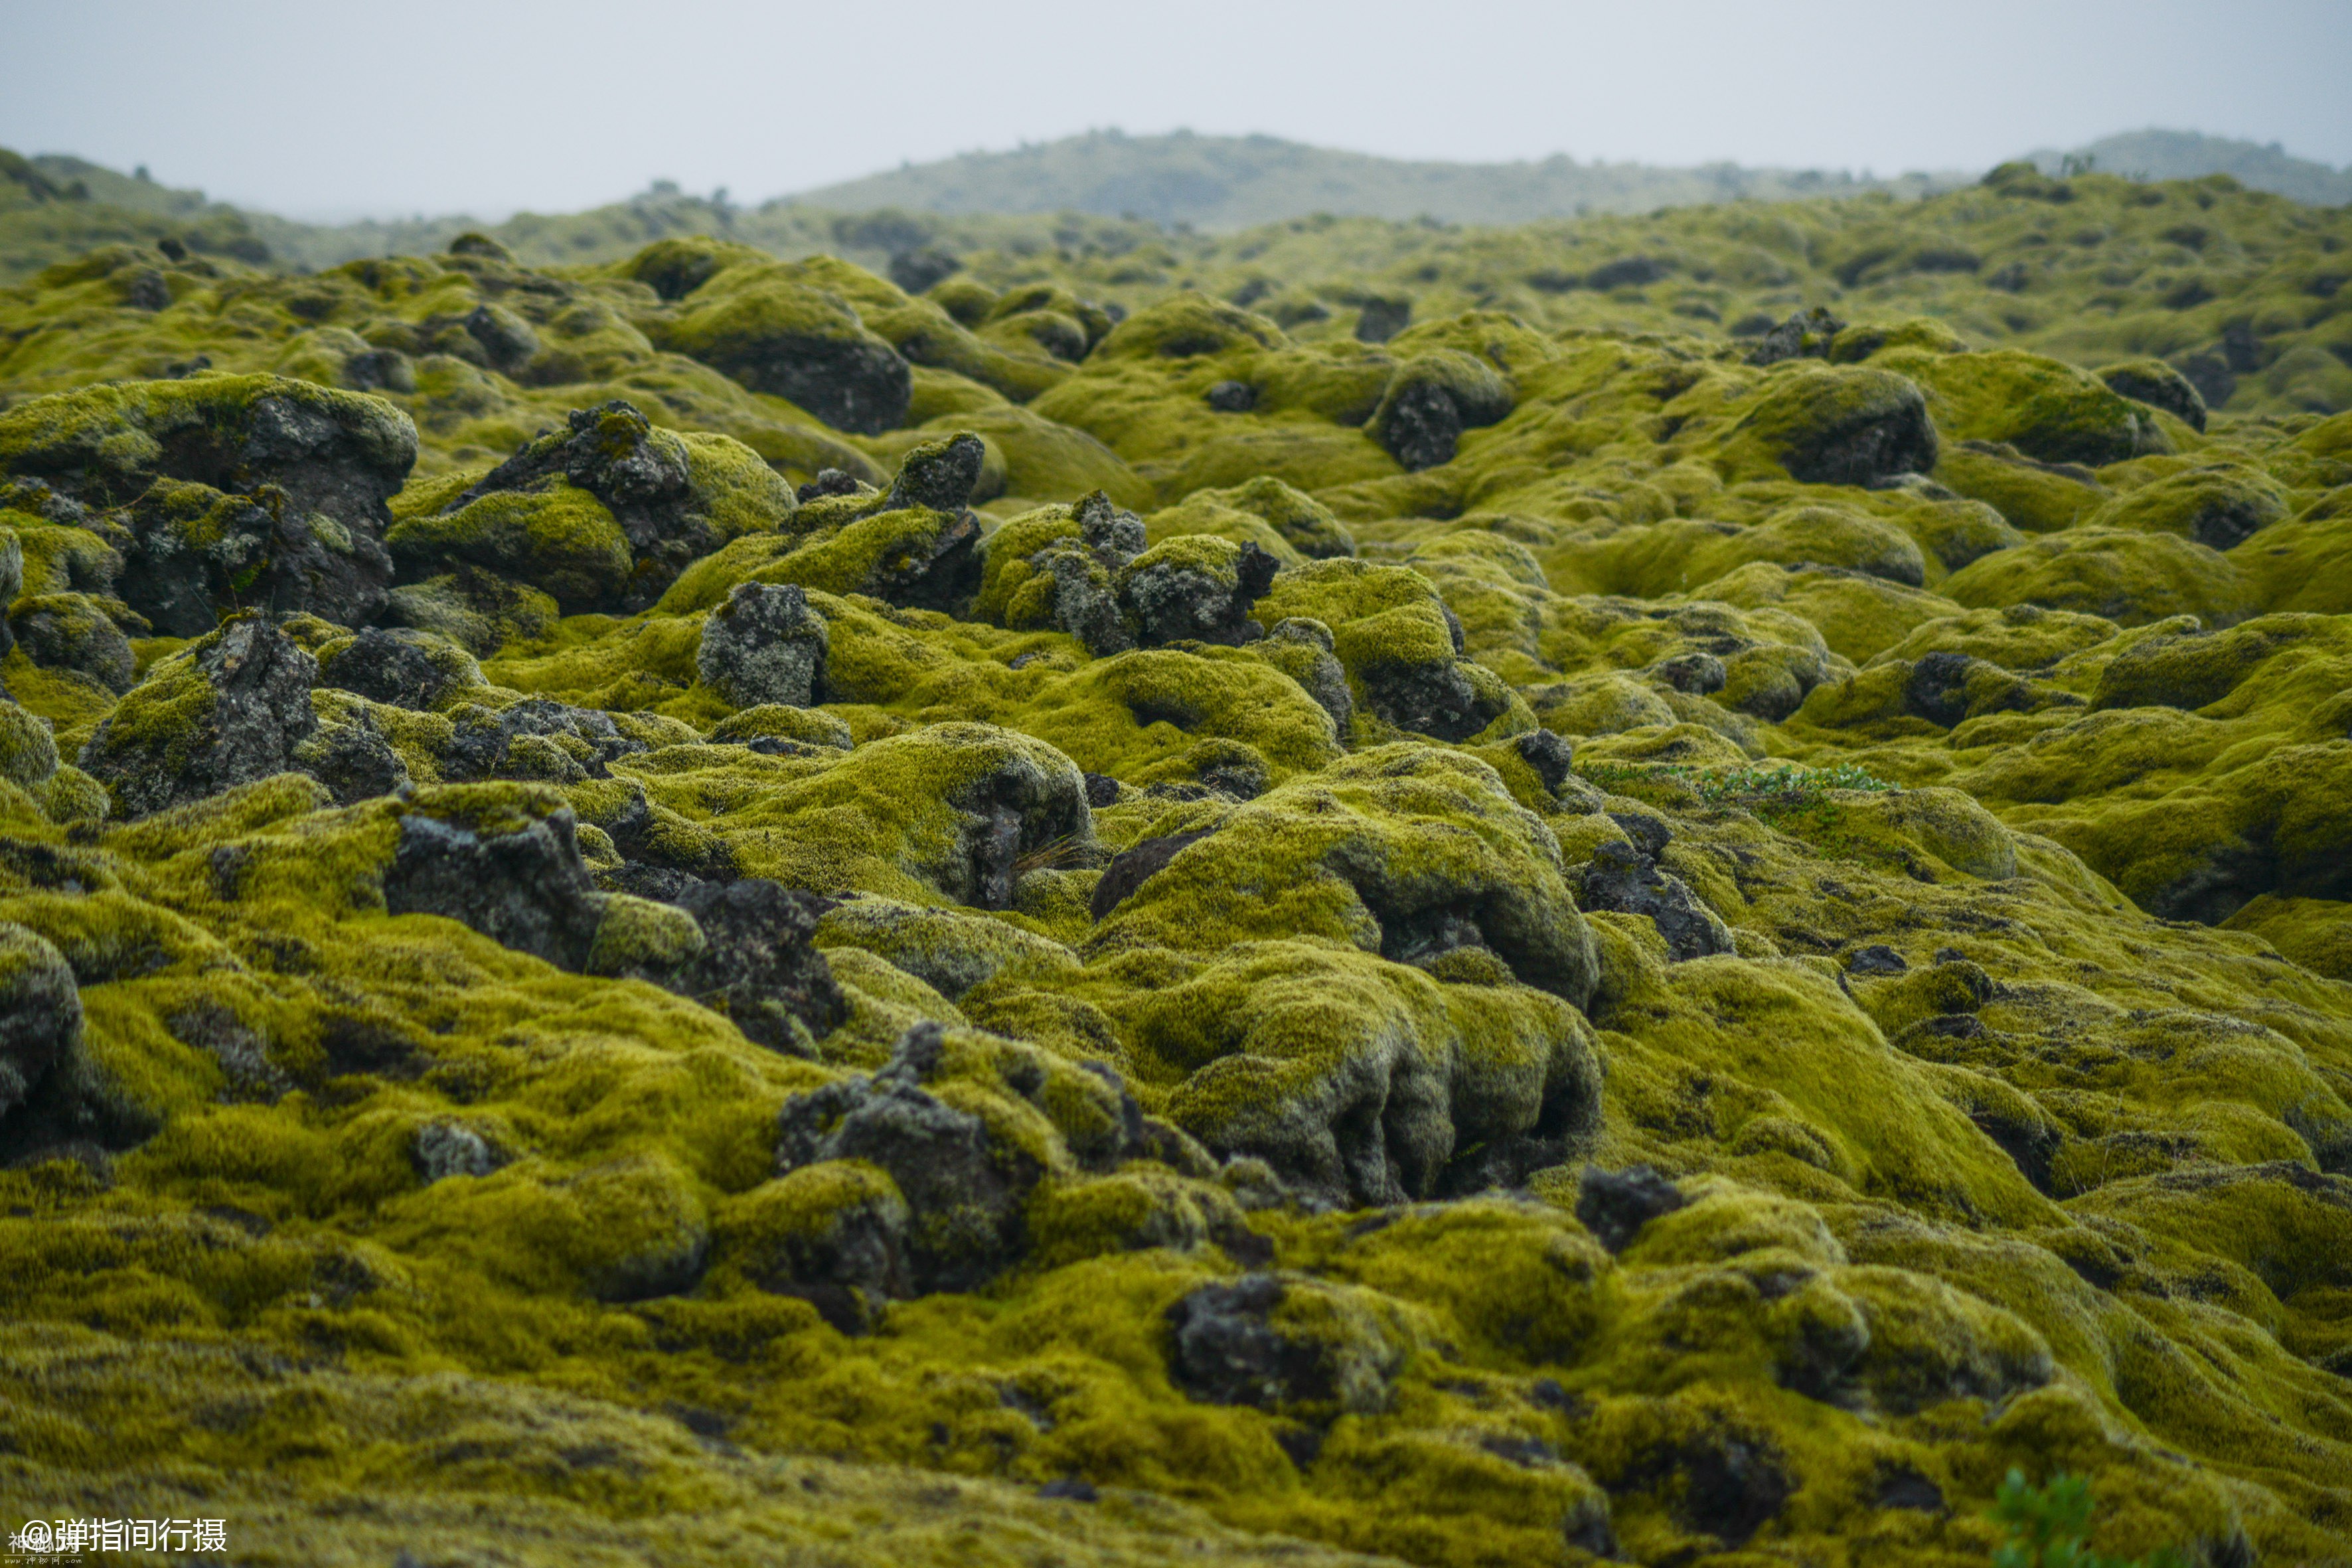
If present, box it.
[1830,316,1970,361]
[1693,562,1960,662]
[0,371,417,505]
[2082,461,2289,550]
[1706,362,1935,485]
[1888,347,2172,467]
[1933,440,2112,532]
[1090,295,1285,363]
[1941,528,2253,627]
[1162,475,1355,560]
[2,187,2351,1568]
[706,702,853,750]
[584,893,706,979]
[2221,893,2352,979]
[0,700,60,787]
[386,483,632,611]
[815,897,1079,1002]
[678,430,798,536]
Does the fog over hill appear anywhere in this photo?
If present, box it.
[2026,128,2352,206]
[789,129,1964,228]
[5,127,2343,283]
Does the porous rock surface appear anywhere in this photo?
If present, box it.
[0,179,2348,1568]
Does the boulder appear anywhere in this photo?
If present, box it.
[1575,840,1737,961]
[292,704,411,805]
[7,593,135,694]
[1371,351,1515,471]
[382,785,609,971]
[761,1024,1229,1319]
[0,374,417,538]
[392,402,793,613]
[1252,617,1354,735]
[881,431,986,513]
[1746,306,1846,366]
[697,582,828,708]
[1733,365,1939,486]
[2099,357,2209,431]
[971,489,1148,654]
[1118,537,1282,647]
[1575,1165,1689,1252]
[0,923,80,1120]
[313,626,485,710]
[1166,1273,1408,1417]
[78,616,319,817]
[655,272,911,434]
[110,477,392,633]
[438,698,649,783]
[666,878,845,1051]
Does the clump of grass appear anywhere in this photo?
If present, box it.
[1575,758,1896,804]
[1691,760,1896,802]
[1012,834,1094,875]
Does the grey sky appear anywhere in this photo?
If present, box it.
[7,0,2350,219]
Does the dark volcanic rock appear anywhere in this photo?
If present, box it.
[2100,358,2208,431]
[0,378,418,599]
[1576,1164,1689,1252]
[1166,1274,1320,1409]
[1123,540,1280,647]
[696,582,828,708]
[668,878,845,1051]
[1204,379,1258,412]
[0,923,80,1120]
[1577,840,1736,961]
[1905,650,1978,728]
[774,1023,1042,1293]
[315,627,482,711]
[1747,306,1846,366]
[1355,297,1411,344]
[683,313,910,435]
[796,469,864,503]
[882,432,986,514]
[9,593,136,694]
[1165,1273,1403,1417]
[1357,650,1510,744]
[888,247,961,295]
[78,616,321,818]
[382,793,608,971]
[111,477,392,634]
[439,698,648,783]
[435,400,719,607]
[1377,378,1465,471]
[292,708,410,805]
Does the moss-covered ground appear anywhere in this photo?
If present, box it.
[0,175,2348,1566]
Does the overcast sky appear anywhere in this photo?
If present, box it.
[8,0,2349,220]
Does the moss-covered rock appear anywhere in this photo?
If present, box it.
[2,189,2351,1568]
[650,265,912,434]
[0,372,417,525]
[1711,363,1938,485]
[77,615,318,815]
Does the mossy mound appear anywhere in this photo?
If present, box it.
[0,213,2346,1567]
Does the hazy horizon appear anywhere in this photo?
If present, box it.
[7,0,2351,222]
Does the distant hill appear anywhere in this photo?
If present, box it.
[5,126,2344,285]
[2027,129,2352,206]
[791,129,1962,228]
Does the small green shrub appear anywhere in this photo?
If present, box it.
[1990,1470,2187,1568]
